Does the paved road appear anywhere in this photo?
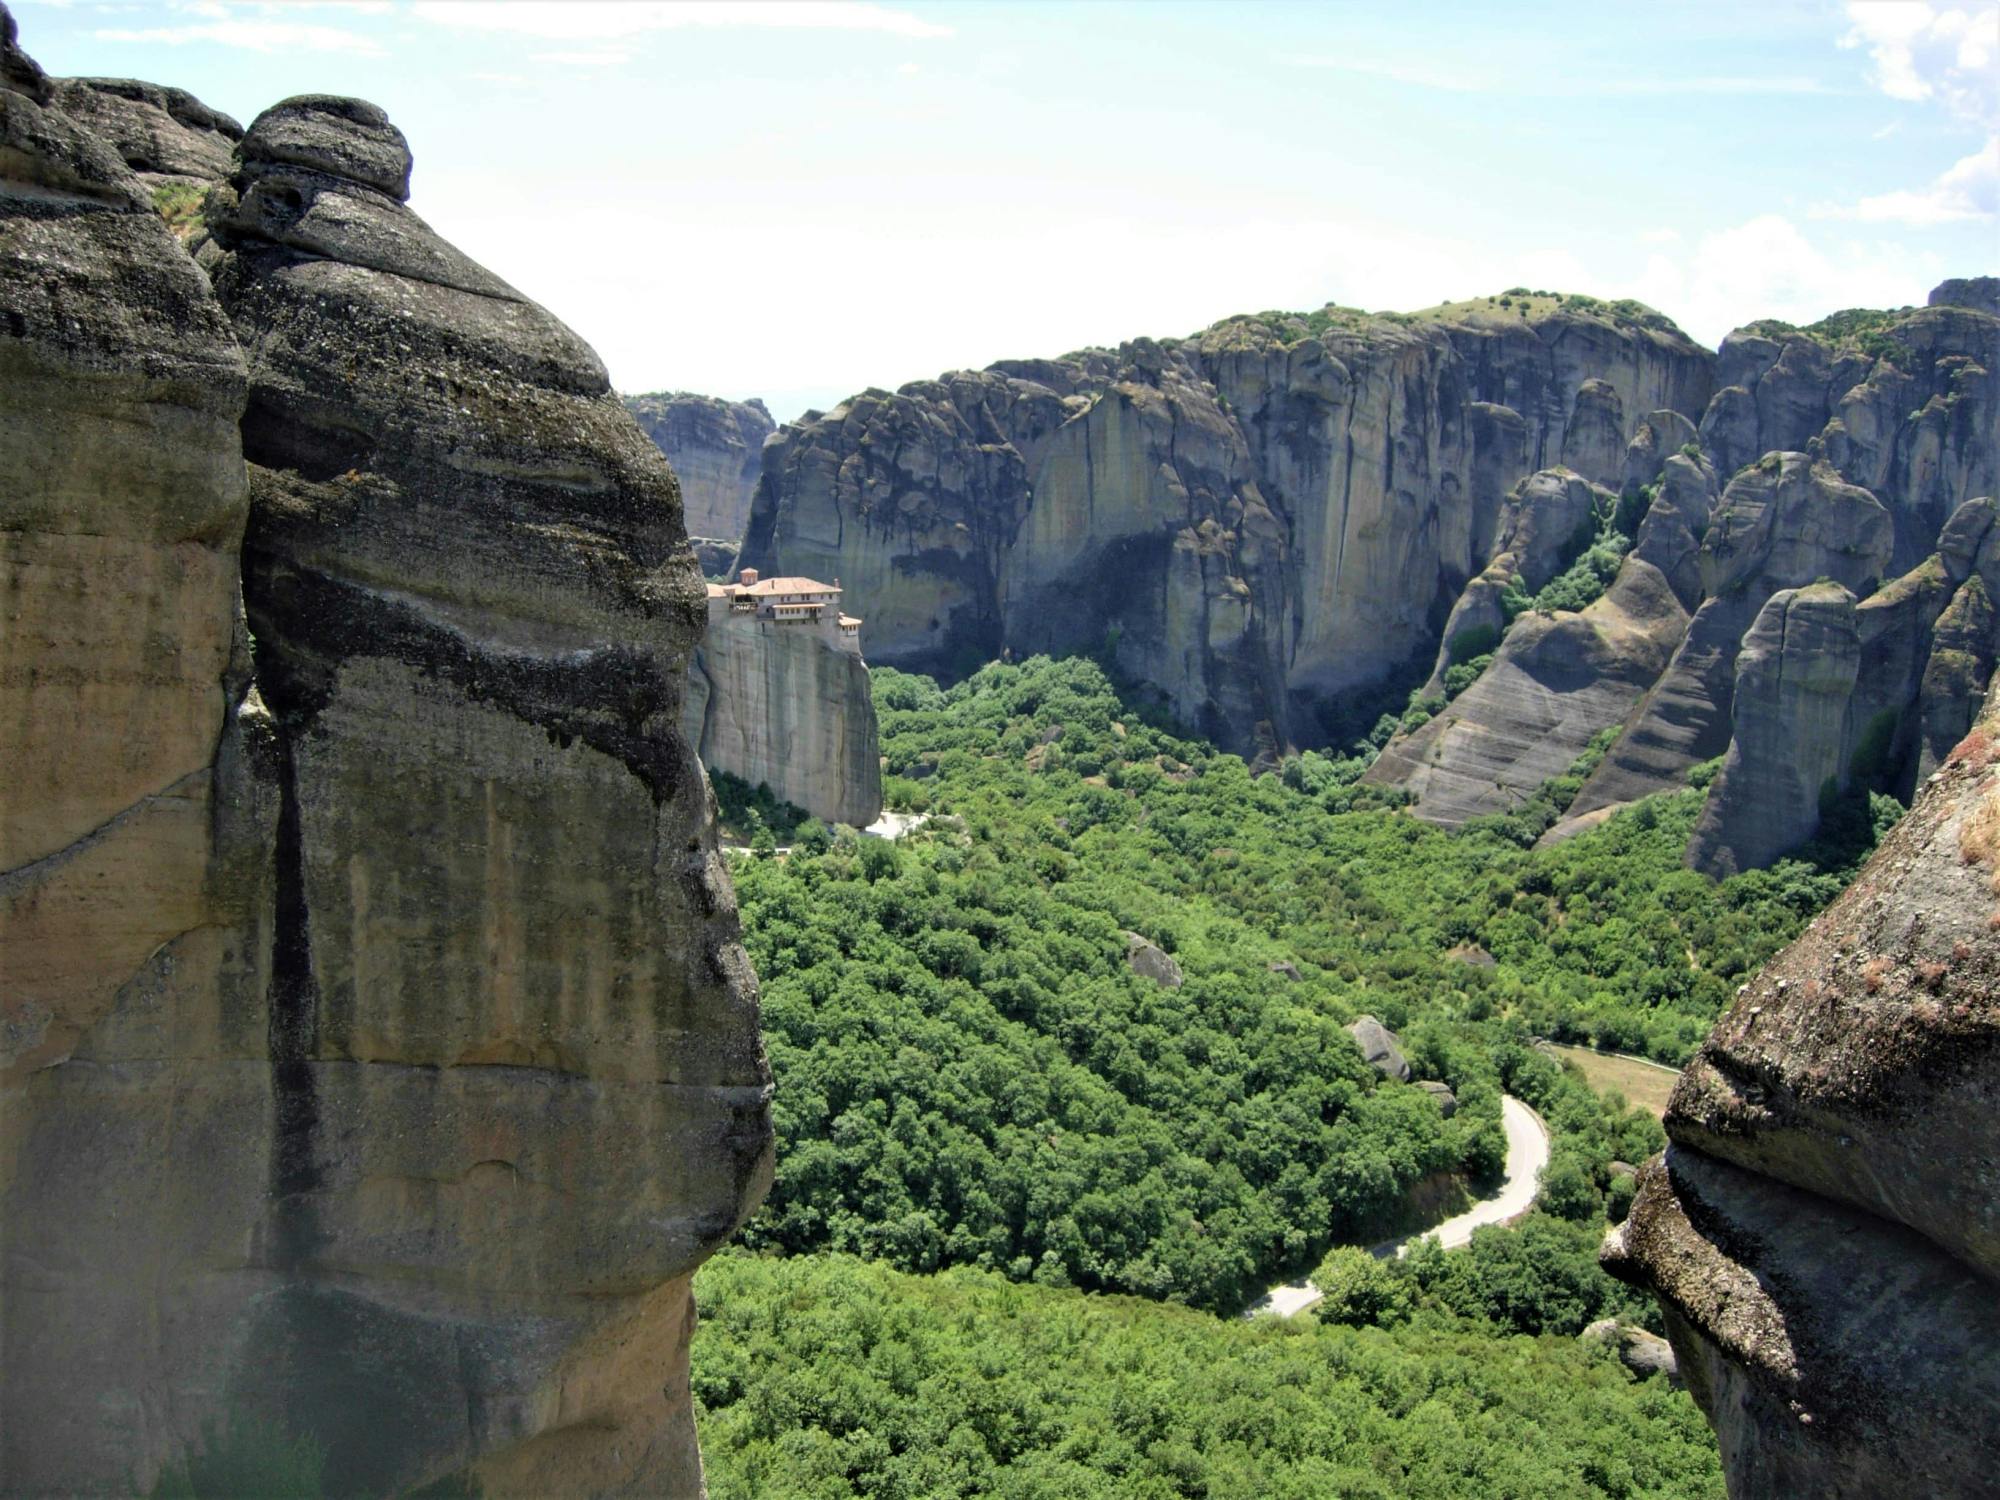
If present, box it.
[1246,1094,1551,1318]
[1399,1094,1549,1253]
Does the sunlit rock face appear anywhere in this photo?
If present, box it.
[684,597,883,829]
[740,302,1711,759]
[1607,695,2000,1497]
[0,12,272,1494]
[0,17,772,1491]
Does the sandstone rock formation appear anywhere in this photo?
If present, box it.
[1686,582,1863,875]
[683,586,883,828]
[629,391,775,548]
[740,297,1710,758]
[1606,698,2000,1495]
[1,24,268,1491]
[0,17,771,1492]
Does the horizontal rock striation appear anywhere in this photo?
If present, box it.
[629,390,775,547]
[0,16,772,1493]
[1606,696,2000,1496]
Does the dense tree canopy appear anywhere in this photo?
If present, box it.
[694,1251,1724,1500]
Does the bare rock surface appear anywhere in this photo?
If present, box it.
[1347,1015,1410,1081]
[1608,695,2000,1496]
[740,298,1709,757]
[1,19,267,1493]
[1,20,772,1493]
[1688,582,1863,876]
[629,391,776,545]
[683,602,883,828]
[1124,932,1185,989]
[52,74,240,192]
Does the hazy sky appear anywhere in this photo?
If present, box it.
[16,0,1998,420]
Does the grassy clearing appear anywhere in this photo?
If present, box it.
[1551,1045,1680,1119]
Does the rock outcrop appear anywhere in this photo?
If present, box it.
[1124,932,1185,989]
[1,24,267,1492]
[1606,696,2000,1496]
[1347,1015,1410,1082]
[628,391,775,548]
[1686,582,1863,875]
[740,297,1710,757]
[0,15,771,1492]
[683,587,882,828]
[52,74,240,195]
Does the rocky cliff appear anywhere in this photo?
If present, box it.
[737,281,1994,865]
[1605,693,2000,1497]
[1372,291,1996,859]
[0,12,770,1493]
[684,598,883,828]
[629,391,774,550]
[740,295,1711,758]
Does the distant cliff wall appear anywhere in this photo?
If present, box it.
[741,299,1713,757]
[685,601,883,828]
[0,14,771,1493]
[629,391,774,545]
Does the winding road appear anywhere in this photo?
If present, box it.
[1246,1095,1551,1318]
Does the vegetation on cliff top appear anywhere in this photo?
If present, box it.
[1203,289,1688,349]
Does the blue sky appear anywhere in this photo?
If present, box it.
[15,0,1997,420]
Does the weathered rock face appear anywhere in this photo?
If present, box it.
[628,391,775,546]
[1606,697,2000,1496]
[1347,1015,1410,1082]
[1686,582,1863,876]
[683,600,882,828]
[207,94,772,1495]
[1,23,772,1494]
[0,20,269,1493]
[741,300,1710,757]
[52,74,241,194]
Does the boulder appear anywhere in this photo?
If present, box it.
[1124,932,1184,989]
[52,75,240,191]
[1347,1015,1410,1082]
[1417,1080,1458,1118]
[1581,1318,1680,1381]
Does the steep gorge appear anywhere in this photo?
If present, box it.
[0,16,770,1495]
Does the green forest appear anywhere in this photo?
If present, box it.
[693,653,1888,1496]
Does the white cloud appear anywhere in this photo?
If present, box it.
[1849,133,1999,222]
[1630,212,1945,344]
[1285,55,1831,96]
[531,50,630,68]
[94,18,384,54]
[1842,2,1999,125]
[411,1,951,42]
